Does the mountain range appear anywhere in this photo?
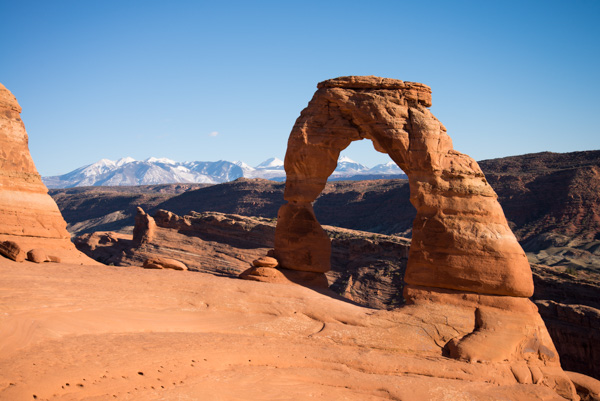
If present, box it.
[42,155,406,188]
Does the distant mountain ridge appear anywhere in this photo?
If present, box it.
[42,155,407,188]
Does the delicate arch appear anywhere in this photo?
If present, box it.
[273,76,533,298]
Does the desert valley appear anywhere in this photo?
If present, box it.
[1,75,600,401]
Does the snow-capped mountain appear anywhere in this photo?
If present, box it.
[145,157,177,165]
[233,160,255,174]
[369,161,405,174]
[43,158,219,188]
[255,157,284,169]
[42,155,406,188]
[184,160,245,182]
[245,157,285,180]
[331,156,369,176]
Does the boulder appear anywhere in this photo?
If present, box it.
[143,257,187,271]
[25,249,61,263]
[252,256,278,268]
[27,248,49,263]
[0,241,26,262]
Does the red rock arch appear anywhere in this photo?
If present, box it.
[273,76,533,298]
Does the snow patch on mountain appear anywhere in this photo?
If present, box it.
[145,157,177,165]
[255,157,284,169]
[370,161,405,174]
[332,155,369,176]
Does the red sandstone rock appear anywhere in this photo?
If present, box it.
[133,207,156,246]
[566,371,600,401]
[239,77,577,396]
[274,202,330,273]
[252,256,278,268]
[274,76,532,298]
[142,260,164,269]
[143,257,187,271]
[0,241,25,262]
[25,249,60,263]
[239,266,329,288]
[27,249,50,263]
[0,83,96,264]
[47,255,61,263]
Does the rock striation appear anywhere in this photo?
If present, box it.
[0,83,96,264]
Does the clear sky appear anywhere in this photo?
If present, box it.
[1,0,598,176]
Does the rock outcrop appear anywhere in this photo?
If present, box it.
[26,248,60,263]
[0,241,26,262]
[244,76,576,398]
[272,75,532,297]
[0,83,95,264]
[143,257,187,271]
[133,207,156,245]
[75,209,409,305]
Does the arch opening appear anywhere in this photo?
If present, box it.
[313,139,413,238]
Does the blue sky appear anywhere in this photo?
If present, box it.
[1,0,598,176]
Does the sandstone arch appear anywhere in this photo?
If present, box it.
[272,76,533,298]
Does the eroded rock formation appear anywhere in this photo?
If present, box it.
[273,76,532,297]
[245,76,577,398]
[0,83,95,264]
[143,257,187,271]
[75,209,409,303]
[133,207,156,246]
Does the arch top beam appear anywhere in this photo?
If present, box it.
[317,75,433,107]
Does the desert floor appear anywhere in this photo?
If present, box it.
[0,259,569,401]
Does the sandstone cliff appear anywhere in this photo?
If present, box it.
[0,83,95,264]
